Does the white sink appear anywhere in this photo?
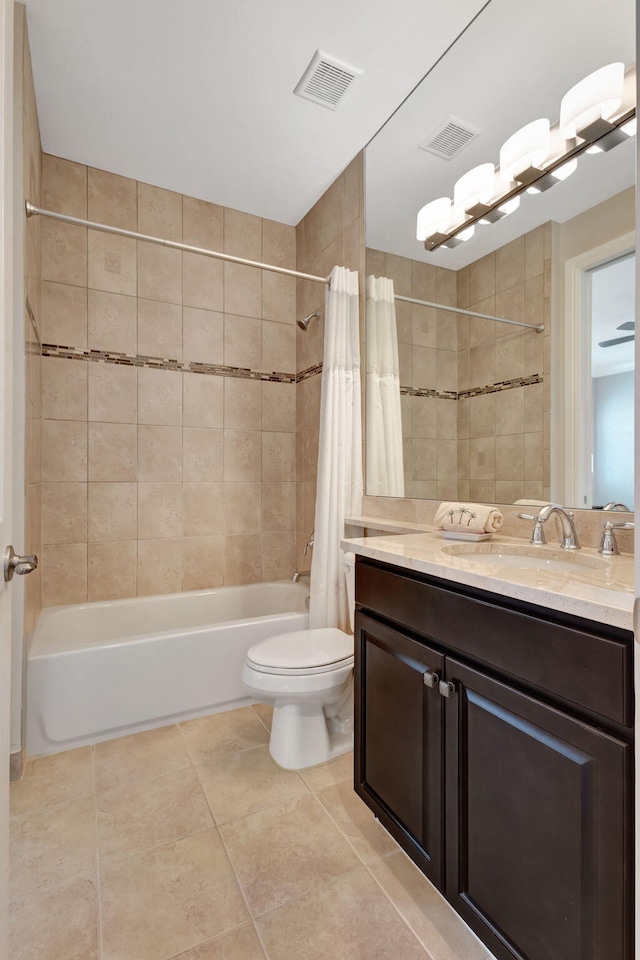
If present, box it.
[441,543,608,575]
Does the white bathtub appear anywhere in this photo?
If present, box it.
[26,581,309,756]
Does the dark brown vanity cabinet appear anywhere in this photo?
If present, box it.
[354,558,633,960]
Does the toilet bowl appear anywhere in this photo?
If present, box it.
[242,552,356,770]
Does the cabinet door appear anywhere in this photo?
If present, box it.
[444,657,632,960]
[354,611,444,886]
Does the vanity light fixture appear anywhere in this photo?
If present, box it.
[417,62,635,252]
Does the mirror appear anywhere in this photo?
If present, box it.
[364,0,636,509]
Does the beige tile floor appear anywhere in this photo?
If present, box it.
[9,704,494,960]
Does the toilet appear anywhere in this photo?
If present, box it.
[242,552,356,770]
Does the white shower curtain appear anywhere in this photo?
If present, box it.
[365,275,405,497]
[309,266,362,631]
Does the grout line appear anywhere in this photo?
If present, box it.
[364,856,434,959]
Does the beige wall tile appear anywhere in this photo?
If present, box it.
[88,422,137,481]
[88,363,137,423]
[138,425,182,481]
[437,350,457,392]
[262,272,295,324]
[469,252,495,304]
[138,367,182,425]
[436,439,457,480]
[224,535,262,586]
[138,482,183,539]
[87,290,137,354]
[263,219,295,269]
[524,382,544,433]
[182,307,223,364]
[88,230,137,296]
[469,342,495,388]
[496,480,525,503]
[41,280,87,346]
[138,183,182,241]
[262,482,294,532]
[224,208,262,260]
[88,540,137,601]
[320,176,344,250]
[412,439,436,482]
[88,482,137,541]
[469,480,496,502]
[183,196,223,249]
[183,373,224,429]
[262,432,295,481]
[457,266,470,308]
[223,482,261,536]
[224,315,261,369]
[470,437,495,480]
[412,397,437,439]
[138,244,182,304]
[42,482,87,544]
[495,236,524,293]
[495,332,524,382]
[43,420,87,481]
[412,345,436,388]
[137,538,183,595]
[224,378,261,431]
[88,167,137,231]
[184,428,224,481]
[42,220,87,286]
[262,382,295,433]
[525,431,544,481]
[183,483,224,537]
[41,543,88,606]
[43,154,87,218]
[494,285,524,339]
[138,299,182,359]
[495,388,524,435]
[262,320,295,373]
[262,531,294,581]
[183,537,225,590]
[495,434,525,481]
[42,356,87,420]
[524,328,543,376]
[525,274,544,328]
[224,263,261,318]
[436,399,457,439]
[183,253,224,311]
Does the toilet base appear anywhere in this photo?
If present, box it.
[269,698,353,770]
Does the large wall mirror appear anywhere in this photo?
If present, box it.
[364,0,636,511]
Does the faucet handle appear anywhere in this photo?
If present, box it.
[517,513,547,545]
[609,521,635,530]
[517,513,537,522]
[598,520,634,556]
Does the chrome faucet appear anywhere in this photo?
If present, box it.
[518,503,581,550]
[292,569,311,582]
[602,502,631,512]
[598,520,634,556]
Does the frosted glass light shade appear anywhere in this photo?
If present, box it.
[560,63,625,139]
[453,163,495,212]
[499,119,550,182]
[416,197,452,241]
[553,158,578,180]
[621,117,637,136]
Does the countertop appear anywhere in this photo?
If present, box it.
[341,528,635,632]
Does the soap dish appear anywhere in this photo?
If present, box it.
[441,531,493,542]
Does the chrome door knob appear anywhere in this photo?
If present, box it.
[4,545,38,582]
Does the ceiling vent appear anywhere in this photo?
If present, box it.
[294,50,362,110]
[419,116,481,160]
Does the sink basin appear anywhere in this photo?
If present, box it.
[441,543,609,575]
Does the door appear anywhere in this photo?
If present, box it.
[354,611,444,886]
[0,0,14,951]
[444,658,632,960]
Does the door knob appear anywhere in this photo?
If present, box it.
[438,680,455,698]
[423,670,439,688]
[4,545,38,582]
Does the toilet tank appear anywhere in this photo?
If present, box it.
[343,552,356,633]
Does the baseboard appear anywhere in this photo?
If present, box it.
[10,749,25,781]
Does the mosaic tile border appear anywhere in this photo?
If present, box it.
[41,343,323,385]
[400,373,543,401]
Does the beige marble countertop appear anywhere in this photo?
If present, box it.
[341,527,635,632]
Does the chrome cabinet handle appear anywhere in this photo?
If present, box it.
[4,545,38,582]
[439,680,455,698]
[423,670,439,688]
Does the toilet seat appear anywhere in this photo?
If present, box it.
[246,627,353,675]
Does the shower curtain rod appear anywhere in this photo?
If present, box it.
[25,202,331,286]
[394,293,544,333]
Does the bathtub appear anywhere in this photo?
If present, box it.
[26,581,309,756]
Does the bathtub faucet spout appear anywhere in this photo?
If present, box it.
[292,569,311,582]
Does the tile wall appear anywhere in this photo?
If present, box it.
[294,153,365,568]
[366,221,551,502]
[40,156,298,605]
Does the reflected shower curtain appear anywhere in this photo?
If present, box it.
[309,266,362,631]
[365,275,405,497]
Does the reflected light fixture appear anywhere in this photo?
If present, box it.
[417,61,635,252]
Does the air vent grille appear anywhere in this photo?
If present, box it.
[419,116,480,160]
[294,50,362,110]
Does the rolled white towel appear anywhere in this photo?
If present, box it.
[434,501,503,534]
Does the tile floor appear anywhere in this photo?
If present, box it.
[9,704,494,960]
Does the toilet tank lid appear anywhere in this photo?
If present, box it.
[247,628,352,670]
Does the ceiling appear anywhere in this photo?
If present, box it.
[591,253,636,377]
[23,0,489,225]
[365,0,636,269]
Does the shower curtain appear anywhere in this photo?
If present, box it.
[309,266,362,632]
[365,275,405,497]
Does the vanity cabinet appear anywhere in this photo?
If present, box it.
[354,558,633,960]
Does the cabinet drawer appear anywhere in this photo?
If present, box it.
[356,559,632,728]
